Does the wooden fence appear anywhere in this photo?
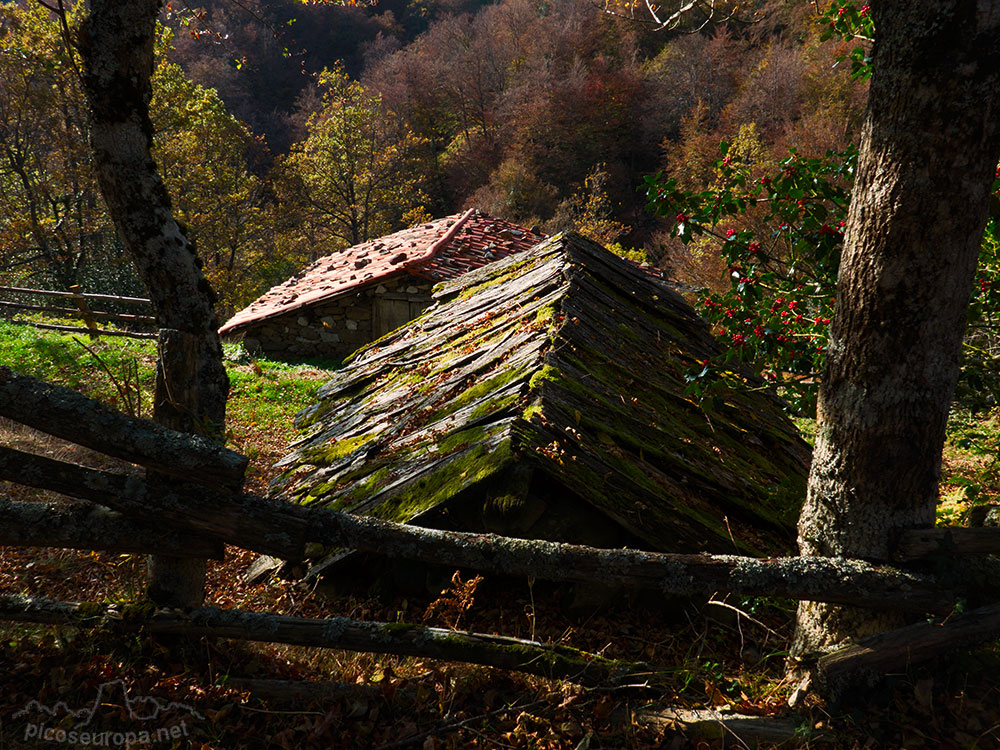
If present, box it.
[2,362,1000,742]
[0,285,156,339]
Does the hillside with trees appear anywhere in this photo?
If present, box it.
[1,0,870,320]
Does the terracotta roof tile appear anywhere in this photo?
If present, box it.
[220,209,545,335]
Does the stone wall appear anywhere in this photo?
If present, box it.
[239,275,434,361]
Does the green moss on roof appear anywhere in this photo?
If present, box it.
[274,233,811,562]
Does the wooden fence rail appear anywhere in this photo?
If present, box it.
[0,284,155,339]
[2,364,1000,712]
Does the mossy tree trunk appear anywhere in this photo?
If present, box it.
[77,0,230,607]
[793,0,1000,655]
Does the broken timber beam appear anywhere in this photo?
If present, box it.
[0,595,652,688]
[815,601,1000,694]
[0,497,223,559]
[0,366,246,490]
[895,527,1000,561]
[0,444,954,612]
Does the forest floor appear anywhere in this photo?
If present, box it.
[2,321,1000,748]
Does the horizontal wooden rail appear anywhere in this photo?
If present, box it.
[0,498,224,559]
[0,367,247,489]
[0,443,956,612]
[895,527,1000,560]
[4,319,157,339]
[814,601,1000,697]
[0,285,151,306]
[0,300,156,325]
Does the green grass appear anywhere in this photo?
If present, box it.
[0,320,158,406]
[0,321,339,465]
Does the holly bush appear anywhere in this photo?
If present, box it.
[646,144,851,414]
[647,145,1000,416]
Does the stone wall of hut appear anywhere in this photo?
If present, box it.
[239,275,434,360]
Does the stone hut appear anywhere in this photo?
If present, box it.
[219,209,543,360]
[272,233,811,581]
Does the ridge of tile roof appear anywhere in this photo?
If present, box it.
[219,210,545,335]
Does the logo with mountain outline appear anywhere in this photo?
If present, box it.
[15,680,204,745]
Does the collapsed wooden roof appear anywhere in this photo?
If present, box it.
[273,233,811,558]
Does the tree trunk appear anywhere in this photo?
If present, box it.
[77,1,231,608]
[793,1,1000,654]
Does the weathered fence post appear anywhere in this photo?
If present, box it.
[68,284,99,340]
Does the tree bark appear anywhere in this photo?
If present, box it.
[78,0,232,606]
[0,497,223,559]
[146,330,208,607]
[0,595,652,688]
[0,444,957,611]
[794,1,1000,654]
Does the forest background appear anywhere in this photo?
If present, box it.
[0,3,864,335]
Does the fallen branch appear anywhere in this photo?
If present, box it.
[0,445,304,559]
[634,707,832,746]
[816,601,1000,693]
[0,595,653,688]
[0,366,246,489]
[0,445,954,611]
[0,498,223,559]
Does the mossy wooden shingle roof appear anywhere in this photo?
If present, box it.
[274,233,811,557]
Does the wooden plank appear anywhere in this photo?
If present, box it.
[69,284,99,339]
[0,366,247,489]
[816,601,1000,695]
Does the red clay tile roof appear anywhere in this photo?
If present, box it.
[219,209,545,335]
